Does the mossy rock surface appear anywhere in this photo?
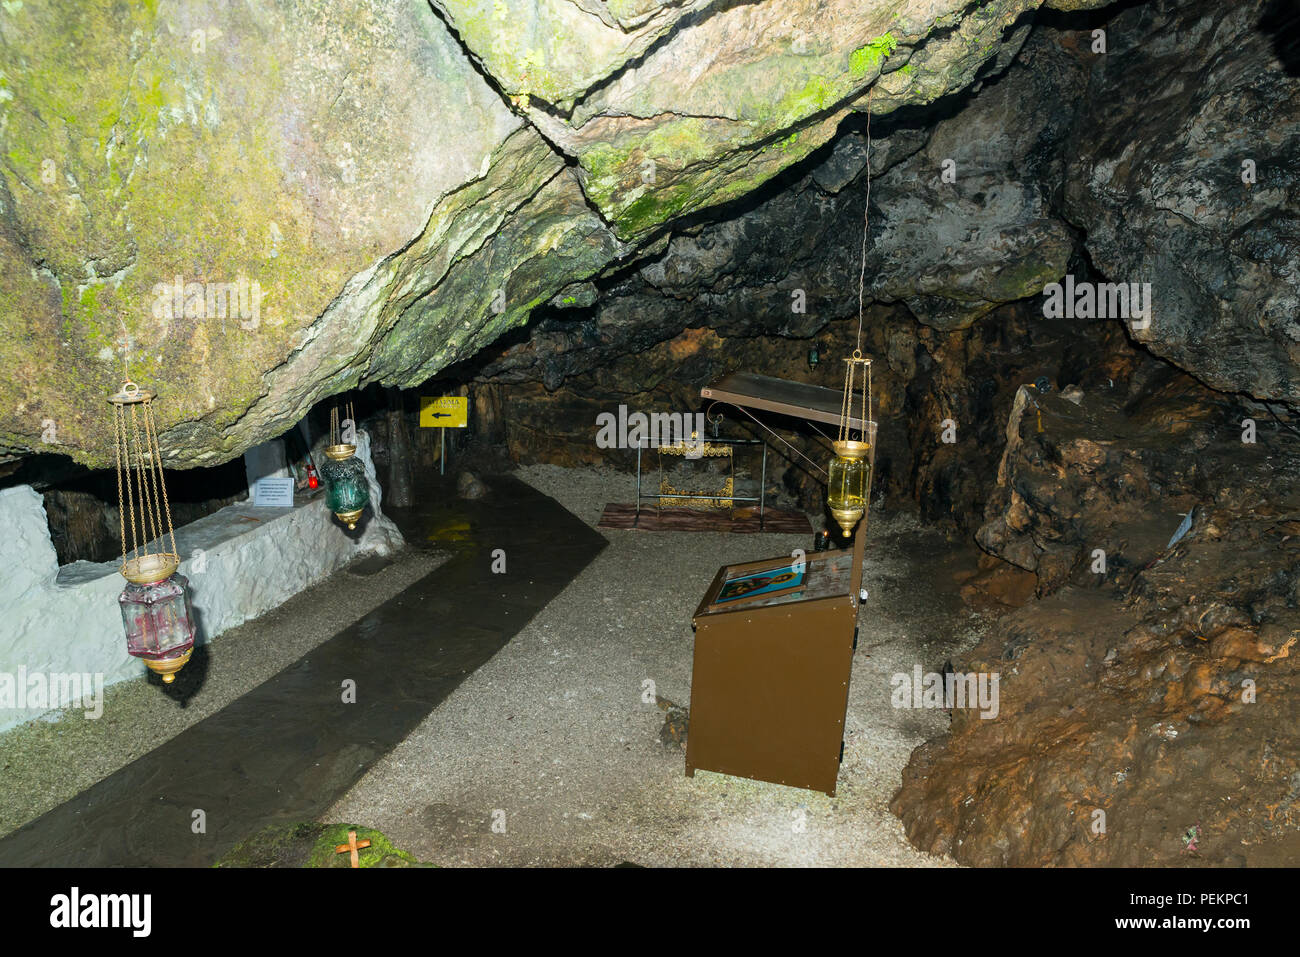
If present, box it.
[0,0,1121,468]
[215,822,428,869]
[0,0,519,467]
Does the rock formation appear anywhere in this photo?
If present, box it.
[0,0,1112,467]
[893,370,1300,866]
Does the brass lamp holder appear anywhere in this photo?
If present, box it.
[144,649,193,683]
[831,439,871,461]
[327,402,357,462]
[109,379,182,585]
[325,443,356,461]
[828,353,874,538]
[327,402,364,529]
[121,552,180,585]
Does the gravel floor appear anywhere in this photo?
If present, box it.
[0,545,446,839]
[329,464,987,866]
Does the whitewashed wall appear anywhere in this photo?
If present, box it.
[0,431,401,732]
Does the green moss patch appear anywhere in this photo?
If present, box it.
[214,822,427,868]
[850,33,898,76]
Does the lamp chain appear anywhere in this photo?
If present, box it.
[145,400,179,558]
[868,360,873,444]
[114,406,136,564]
[329,398,355,447]
[130,404,156,557]
[137,404,160,551]
[839,358,851,444]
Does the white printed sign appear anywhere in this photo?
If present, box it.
[252,476,295,507]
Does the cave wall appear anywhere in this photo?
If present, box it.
[1063,0,1300,407]
[451,0,1300,867]
[479,0,1298,408]
[470,298,1142,537]
[467,0,1299,526]
[0,0,1294,866]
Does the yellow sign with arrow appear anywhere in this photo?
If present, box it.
[420,396,468,428]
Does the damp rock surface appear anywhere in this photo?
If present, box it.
[1063,0,1300,409]
[478,0,1300,425]
[892,374,1300,867]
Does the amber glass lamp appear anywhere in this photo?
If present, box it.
[827,353,876,538]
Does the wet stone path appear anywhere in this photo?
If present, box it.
[0,476,606,867]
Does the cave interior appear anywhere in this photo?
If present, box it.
[0,0,1297,874]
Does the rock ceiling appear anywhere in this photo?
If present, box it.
[1,0,1295,467]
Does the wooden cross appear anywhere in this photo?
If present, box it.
[334,829,371,868]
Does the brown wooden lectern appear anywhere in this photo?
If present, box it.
[685,528,865,795]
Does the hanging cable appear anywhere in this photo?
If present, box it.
[855,85,874,357]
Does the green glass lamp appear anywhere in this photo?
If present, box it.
[322,404,370,529]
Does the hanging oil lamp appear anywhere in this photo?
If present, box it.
[321,403,369,530]
[826,352,876,539]
[109,380,196,683]
[824,81,883,542]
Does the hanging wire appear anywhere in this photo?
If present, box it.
[852,87,873,444]
[687,88,881,484]
[855,85,874,358]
